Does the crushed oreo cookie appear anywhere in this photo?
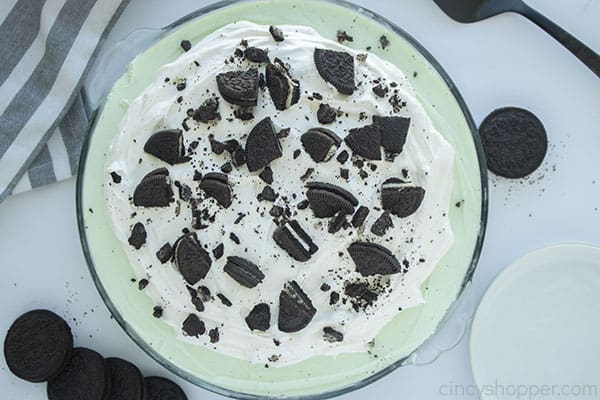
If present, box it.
[212,243,224,259]
[371,211,394,236]
[336,149,349,164]
[110,171,122,184]
[128,222,146,250]
[336,30,353,43]
[217,293,232,307]
[328,212,348,234]
[344,282,378,310]
[323,327,344,342]
[258,185,278,202]
[269,25,285,42]
[258,166,273,184]
[180,40,191,52]
[192,97,220,123]
[245,303,271,331]
[182,314,205,337]
[351,206,369,227]
[156,242,173,264]
[245,47,270,63]
[317,103,337,124]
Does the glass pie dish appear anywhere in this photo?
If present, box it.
[77,0,488,398]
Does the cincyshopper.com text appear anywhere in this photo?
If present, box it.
[439,380,598,399]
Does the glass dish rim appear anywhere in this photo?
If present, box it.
[76,0,489,398]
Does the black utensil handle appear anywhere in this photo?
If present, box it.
[518,3,600,78]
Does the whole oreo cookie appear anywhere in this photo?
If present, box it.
[145,376,188,400]
[106,357,145,400]
[4,309,73,383]
[47,347,110,400]
[479,107,547,178]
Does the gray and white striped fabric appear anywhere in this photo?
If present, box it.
[0,0,129,202]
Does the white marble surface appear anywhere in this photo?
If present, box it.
[1,0,599,399]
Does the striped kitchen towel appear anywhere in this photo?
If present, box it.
[0,0,130,203]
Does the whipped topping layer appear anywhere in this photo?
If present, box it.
[104,21,455,366]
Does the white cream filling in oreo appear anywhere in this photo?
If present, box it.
[105,21,455,366]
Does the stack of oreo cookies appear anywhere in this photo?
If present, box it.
[4,309,187,400]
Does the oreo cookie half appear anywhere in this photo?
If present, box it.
[174,233,212,285]
[305,181,358,218]
[372,116,410,154]
[143,129,187,165]
[273,220,318,262]
[199,172,232,208]
[145,376,187,400]
[301,127,342,162]
[345,124,382,160]
[245,303,271,331]
[224,256,265,288]
[479,107,548,178]
[381,178,425,218]
[266,59,300,111]
[216,69,259,107]
[4,309,73,383]
[245,117,283,172]
[106,357,145,400]
[278,281,317,333]
[314,48,355,95]
[133,168,174,207]
[348,242,402,276]
[47,347,109,400]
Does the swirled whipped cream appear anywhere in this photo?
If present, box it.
[104,21,454,366]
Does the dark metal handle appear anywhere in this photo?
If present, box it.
[517,2,600,79]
